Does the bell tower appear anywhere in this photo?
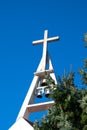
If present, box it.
[9,30,59,130]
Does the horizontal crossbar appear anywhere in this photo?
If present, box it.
[34,69,54,76]
[27,101,54,112]
[32,36,59,45]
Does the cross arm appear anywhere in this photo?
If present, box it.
[32,36,59,45]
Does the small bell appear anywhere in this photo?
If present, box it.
[44,87,50,98]
[40,79,47,86]
[36,88,42,98]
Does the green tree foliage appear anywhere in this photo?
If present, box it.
[34,61,87,130]
[79,58,87,85]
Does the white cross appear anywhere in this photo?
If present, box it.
[32,30,59,45]
[32,30,59,70]
[32,30,59,55]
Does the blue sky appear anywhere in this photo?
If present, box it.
[0,0,87,129]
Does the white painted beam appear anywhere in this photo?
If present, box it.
[27,101,54,112]
[16,76,39,120]
[32,36,59,45]
[34,69,54,76]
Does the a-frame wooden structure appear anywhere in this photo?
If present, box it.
[9,30,59,130]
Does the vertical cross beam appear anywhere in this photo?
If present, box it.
[42,30,48,70]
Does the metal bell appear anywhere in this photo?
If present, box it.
[44,87,50,98]
[36,88,42,98]
[40,79,47,86]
